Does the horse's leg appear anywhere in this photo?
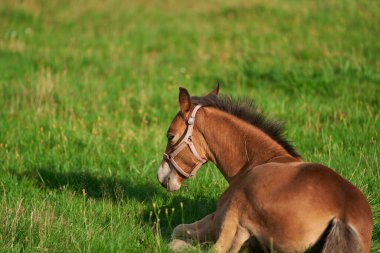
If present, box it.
[247,237,268,253]
[212,207,240,253]
[230,226,250,253]
[172,212,215,242]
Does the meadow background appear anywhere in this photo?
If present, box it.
[0,0,379,252]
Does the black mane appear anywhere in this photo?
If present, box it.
[192,94,301,158]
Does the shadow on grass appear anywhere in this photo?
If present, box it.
[12,168,218,240]
[14,168,159,202]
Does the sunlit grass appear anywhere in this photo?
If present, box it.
[0,0,379,252]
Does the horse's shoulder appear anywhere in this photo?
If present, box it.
[257,161,334,174]
[245,162,343,187]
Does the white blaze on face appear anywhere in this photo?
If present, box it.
[157,161,181,192]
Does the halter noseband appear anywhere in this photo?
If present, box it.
[163,104,207,179]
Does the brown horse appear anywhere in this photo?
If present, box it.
[156,86,373,253]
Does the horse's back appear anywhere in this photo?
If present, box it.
[231,162,372,252]
[244,162,371,220]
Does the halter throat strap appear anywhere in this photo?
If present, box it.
[163,105,207,178]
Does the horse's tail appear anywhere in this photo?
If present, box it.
[321,218,362,253]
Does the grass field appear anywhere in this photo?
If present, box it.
[0,0,379,252]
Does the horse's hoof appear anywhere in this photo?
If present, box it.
[172,224,192,239]
[169,239,195,252]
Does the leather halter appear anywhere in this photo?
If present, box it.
[163,104,207,178]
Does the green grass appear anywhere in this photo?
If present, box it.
[0,0,379,252]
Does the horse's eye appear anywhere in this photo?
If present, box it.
[167,133,175,141]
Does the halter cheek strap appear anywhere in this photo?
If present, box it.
[163,105,207,179]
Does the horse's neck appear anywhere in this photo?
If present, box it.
[197,108,299,182]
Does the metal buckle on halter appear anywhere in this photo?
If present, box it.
[187,116,195,125]
[163,104,206,179]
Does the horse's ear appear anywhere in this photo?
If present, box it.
[179,87,191,114]
[208,83,220,96]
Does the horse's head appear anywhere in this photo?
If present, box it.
[157,86,219,191]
